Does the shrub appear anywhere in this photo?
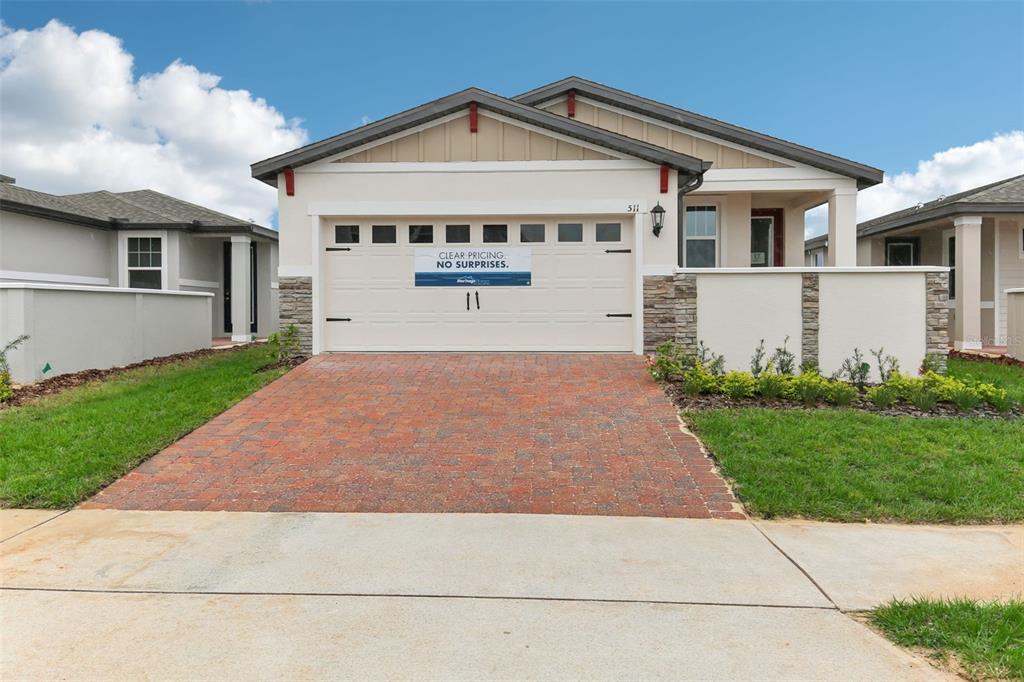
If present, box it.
[0,371,12,403]
[921,371,963,403]
[871,348,900,383]
[949,384,981,412]
[920,352,946,374]
[0,334,29,404]
[825,380,859,406]
[974,383,1013,412]
[721,371,756,399]
[907,384,939,411]
[788,371,830,406]
[756,372,791,400]
[682,362,720,396]
[837,348,871,389]
[267,324,301,362]
[750,340,768,377]
[769,336,797,376]
[696,342,726,376]
[799,357,819,375]
[866,384,899,408]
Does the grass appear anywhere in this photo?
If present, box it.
[0,346,289,508]
[871,598,1024,680]
[948,357,1024,406]
[683,408,1024,523]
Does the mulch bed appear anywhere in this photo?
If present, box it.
[949,349,1024,369]
[255,356,307,373]
[664,382,1022,419]
[3,344,306,409]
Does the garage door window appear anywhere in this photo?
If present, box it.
[483,224,508,243]
[596,223,622,242]
[558,223,583,242]
[409,225,434,244]
[520,224,545,243]
[446,225,470,243]
[335,225,359,244]
[372,225,396,244]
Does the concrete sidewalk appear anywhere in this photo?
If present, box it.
[3,510,1019,680]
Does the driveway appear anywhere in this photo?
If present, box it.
[84,353,742,518]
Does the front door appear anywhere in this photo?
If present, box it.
[223,241,258,334]
[750,216,774,267]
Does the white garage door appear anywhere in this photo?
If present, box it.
[322,217,635,351]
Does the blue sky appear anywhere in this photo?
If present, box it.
[2,2,1022,229]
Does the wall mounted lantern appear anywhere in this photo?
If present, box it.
[650,202,666,237]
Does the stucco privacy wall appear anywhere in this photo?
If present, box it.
[643,268,948,381]
[1008,289,1024,360]
[0,212,115,285]
[0,284,213,383]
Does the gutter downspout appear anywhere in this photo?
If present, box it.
[677,172,705,266]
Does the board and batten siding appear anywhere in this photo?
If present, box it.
[542,99,789,170]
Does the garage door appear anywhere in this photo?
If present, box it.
[322,217,635,351]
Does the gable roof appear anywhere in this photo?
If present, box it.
[515,76,884,189]
[804,233,828,250]
[858,174,1024,237]
[251,87,710,185]
[0,182,277,239]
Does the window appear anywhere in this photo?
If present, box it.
[520,224,545,243]
[127,237,162,289]
[409,225,433,244]
[682,206,717,268]
[558,223,583,242]
[483,224,507,243]
[750,217,773,267]
[446,225,470,244]
[596,223,621,242]
[335,225,359,244]
[946,234,956,300]
[372,225,396,244]
[885,238,919,266]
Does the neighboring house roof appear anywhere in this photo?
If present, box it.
[0,181,277,240]
[857,174,1024,238]
[251,87,711,185]
[514,76,884,190]
[804,234,828,250]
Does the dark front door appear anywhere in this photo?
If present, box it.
[223,241,258,335]
[223,242,232,333]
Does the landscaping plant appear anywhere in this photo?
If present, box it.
[837,348,871,389]
[755,372,791,400]
[788,370,830,406]
[750,339,768,377]
[267,324,302,362]
[824,381,858,407]
[0,334,29,403]
[871,347,900,383]
[682,362,720,396]
[769,336,797,375]
[721,371,756,399]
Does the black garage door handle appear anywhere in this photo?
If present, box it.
[606,313,633,318]
[326,317,352,322]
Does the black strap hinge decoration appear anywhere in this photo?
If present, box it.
[326,247,352,251]
[325,317,352,322]
[604,249,632,253]
[606,313,633,318]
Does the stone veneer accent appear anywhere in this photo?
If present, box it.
[278,276,313,355]
[925,271,950,372]
[642,274,697,353]
[800,273,820,368]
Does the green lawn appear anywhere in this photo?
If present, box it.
[684,408,1024,523]
[871,598,1024,680]
[0,346,290,508]
[949,357,1024,406]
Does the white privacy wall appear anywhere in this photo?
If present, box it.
[0,284,213,383]
[696,273,803,370]
[1007,289,1024,360]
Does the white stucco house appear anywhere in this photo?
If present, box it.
[0,176,279,382]
[805,174,1024,350]
[252,77,949,376]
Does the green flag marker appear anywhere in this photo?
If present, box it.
[41,362,52,374]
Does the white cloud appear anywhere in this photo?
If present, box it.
[805,131,1024,238]
[0,20,307,225]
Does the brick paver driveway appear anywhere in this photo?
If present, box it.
[85,354,742,518]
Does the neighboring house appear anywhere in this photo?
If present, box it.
[805,175,1024,349]
[0,175,280,340]
[253,77,906,359]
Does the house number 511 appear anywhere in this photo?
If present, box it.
[627,204,640,213]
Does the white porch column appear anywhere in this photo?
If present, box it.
[826,184,858,266]
[230,235,253,343]
[953,215,983,350]
[783,205,806,266]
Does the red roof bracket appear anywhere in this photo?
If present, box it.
[567,89,576,118]
[283,167,295,196]
[660,165,669,194]
[469,102,478,133]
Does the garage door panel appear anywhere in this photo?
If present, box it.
[322,216,635,352]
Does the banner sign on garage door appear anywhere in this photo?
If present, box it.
[414,247,531,286]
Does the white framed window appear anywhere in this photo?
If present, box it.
[942,229,956,300]
[681,205,718,268]
[126,236,163,289]
[1018,224,1024,259]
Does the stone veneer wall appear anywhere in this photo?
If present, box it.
[925,271,950,372]
[800,273,820,368]
[278,276,313,355]
[642,274,697,353]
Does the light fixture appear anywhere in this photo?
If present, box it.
[650,202,666,237]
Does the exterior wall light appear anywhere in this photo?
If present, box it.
[650,202,666,237]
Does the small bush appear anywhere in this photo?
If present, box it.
[825,381,859,406]
[0,334,29,404]
[789,371,830,406]
[696,342,726,376]
[949,384,981,412]
[837,348,871,389]
[267,324,301,362]
[921,352,946,374]
[750,340,768,377]
[682,362,720,396]
[756,372,791,400]
[0,371,13,403]
[866,384,899,408]
[649,341,694,380]
[974,383,1013,412]
[769,336,797,376]
[721,371,756,399]
[907,384,939,411]
[871,348,900,383]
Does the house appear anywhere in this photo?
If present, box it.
[0,175,280,341]
[252,76,948,376]
[805,175,1024,349]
